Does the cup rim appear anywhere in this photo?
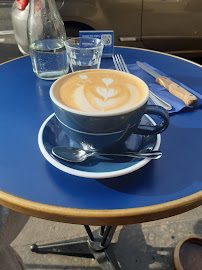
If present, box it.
[50,69,150,117]
[65,37,104,50]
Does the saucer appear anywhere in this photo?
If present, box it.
[38,113,161,179]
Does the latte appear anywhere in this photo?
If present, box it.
[53,69,148,113]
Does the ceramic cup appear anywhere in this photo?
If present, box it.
[50,69,169,151]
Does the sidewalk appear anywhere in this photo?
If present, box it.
[11,206,202,270]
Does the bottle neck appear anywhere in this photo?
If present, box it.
[28,0,66,45]
[30,0,57,13]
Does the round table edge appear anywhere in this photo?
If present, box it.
[0,47,202,226]
[0,190,201,226]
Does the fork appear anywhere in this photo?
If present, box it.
[112,54,172,111]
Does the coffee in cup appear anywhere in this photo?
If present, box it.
[54,69,148,114]
[50,69,169,150]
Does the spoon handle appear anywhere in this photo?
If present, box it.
[96,151,162,159]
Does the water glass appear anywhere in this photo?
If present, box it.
[65,37,104,72]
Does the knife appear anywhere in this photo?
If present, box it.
[136,61,198,106]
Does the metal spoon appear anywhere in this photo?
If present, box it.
[52,146,162,163]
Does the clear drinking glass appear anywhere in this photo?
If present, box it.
[65,37,104,72]
[27,0,69,80]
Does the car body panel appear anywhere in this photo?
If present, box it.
[142,0,202,55]
[60,0,142,47]
[9,0,202,57]
[0,0,13,3]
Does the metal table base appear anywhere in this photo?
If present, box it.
[31,225,121,270]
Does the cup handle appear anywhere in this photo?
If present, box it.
[134,105,169,135]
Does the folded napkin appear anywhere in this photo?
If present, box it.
[127,62,202,114]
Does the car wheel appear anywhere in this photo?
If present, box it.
[64,22,94,38]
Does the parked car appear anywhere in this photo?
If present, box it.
[10,0,202,58]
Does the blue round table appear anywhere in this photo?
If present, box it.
[0,47,201,227]
[0,47,202,270]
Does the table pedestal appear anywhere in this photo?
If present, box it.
[31,225,120,270]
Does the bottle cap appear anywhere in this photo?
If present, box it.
[16,0,29,11]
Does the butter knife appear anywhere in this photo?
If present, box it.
[136,61,198,106]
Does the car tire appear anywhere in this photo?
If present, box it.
[64,22,94,38]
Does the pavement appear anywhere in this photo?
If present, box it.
[10,207,202,270]
[0,4,202,270]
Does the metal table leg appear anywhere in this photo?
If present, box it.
[31,225,120,270]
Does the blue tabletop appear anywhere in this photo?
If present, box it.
[0,47,201,215]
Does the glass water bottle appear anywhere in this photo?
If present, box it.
[27,0,69,80]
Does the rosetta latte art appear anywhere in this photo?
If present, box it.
[59,70,147,113]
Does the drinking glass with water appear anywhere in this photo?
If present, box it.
[65,37,104,72]
[27,0,69,80]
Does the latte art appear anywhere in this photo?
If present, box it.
[55,70,148,113]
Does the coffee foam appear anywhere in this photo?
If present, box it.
[55,70,147,113]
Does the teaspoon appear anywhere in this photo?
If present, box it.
[52,146,162,163]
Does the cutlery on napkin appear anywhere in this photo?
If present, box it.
[122,61,202,114]
[136,61,198,106]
